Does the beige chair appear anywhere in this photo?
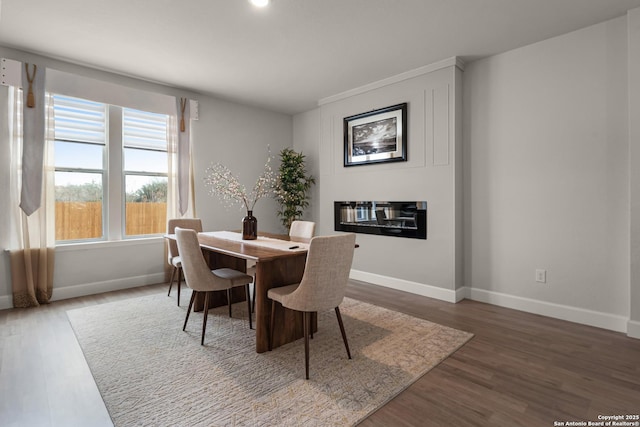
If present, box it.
[289,220,316,243]
[167,218,203,306]
[248,220,315,312]
[267,233,356,379]
[175,227,254,345]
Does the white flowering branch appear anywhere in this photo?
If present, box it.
[203,149,276,212]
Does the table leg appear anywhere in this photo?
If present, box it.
[254,253,316,353]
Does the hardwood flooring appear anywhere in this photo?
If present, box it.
[1,280,639,426]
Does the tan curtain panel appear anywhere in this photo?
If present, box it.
[8,83,56,308]
[166,99,196,282]
[10,248,54,307]
[177,97,191,216]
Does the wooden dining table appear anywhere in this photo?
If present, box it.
[167,231,313,353]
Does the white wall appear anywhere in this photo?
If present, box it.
[292,109,321,224]
[628,8,640,338]
[191,97,291,233]
[0,46,291,308]
[297,60,464,302]
[463,16,631,332]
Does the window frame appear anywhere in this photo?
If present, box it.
[52,95,170,244]
[121,107,169,239]
[53,94,108,243]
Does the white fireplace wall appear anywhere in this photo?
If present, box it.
[293,11,639,336]
[295,61,464,301]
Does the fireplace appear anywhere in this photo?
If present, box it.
[334,201,427,239]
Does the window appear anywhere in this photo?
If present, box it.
[53,95,169,242]
[53,95,106,241]
[123,108,168,237]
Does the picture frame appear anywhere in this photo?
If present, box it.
[343,103,407,167]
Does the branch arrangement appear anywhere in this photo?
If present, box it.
[203,149,275,212]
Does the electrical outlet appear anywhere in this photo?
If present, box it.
[535,269,547,283]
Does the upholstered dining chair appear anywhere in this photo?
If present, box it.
[167,218,203,306]
[247,220,316,312]
[267,232,357,379]
[289,220,316,243]
[175,227,254,345]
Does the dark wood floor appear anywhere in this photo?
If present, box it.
[1,280,639,426]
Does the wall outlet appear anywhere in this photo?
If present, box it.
[535,269,547,283]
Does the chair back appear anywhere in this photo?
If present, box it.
[175,227,216,292]
[289,220,315,243]
[167,218,202,261]
[284,233,356,312]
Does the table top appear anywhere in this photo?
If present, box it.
[165,231,307,262]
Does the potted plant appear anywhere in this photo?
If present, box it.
[274,148,315,231]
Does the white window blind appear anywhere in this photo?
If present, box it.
[53,95,106,144]
[123,108,168,151]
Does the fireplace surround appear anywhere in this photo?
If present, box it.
[334,201,427,239]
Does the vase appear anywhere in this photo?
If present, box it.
[242,210,257,240]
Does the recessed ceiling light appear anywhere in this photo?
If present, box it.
[250,0,269,7]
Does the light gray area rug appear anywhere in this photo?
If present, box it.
[67,292,473,426]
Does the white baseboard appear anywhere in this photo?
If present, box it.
[465,287,629,334]
[4,268,636,339]
[347,272,634,337]
[349,269,461,303]
[51,273,166,302]
[0,273,166,310]
[628,320,640,339]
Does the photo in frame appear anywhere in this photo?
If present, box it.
[343,103,407,167]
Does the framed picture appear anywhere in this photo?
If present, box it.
[343,103,407,167]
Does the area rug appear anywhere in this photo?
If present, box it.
[67,291,473,426]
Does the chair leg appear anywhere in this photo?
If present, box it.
[227,289,232,317]
[310,312,315,339]
[168,266,177,296]
[335,307,352,359]
[304,311,310,380]
[176,267,182,306]
[245,284,253,330]
[269,300,276,351]
[183,291,196,331]
[201,291,211,346]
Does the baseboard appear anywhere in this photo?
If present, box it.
[465,287,629,334]
[5,268,636,339]
[0,295,11,311]
[347,275,635,337]
[51,273,166,302]
[349,269,461,303]
[0,273,166,311]
[628,320,640,339]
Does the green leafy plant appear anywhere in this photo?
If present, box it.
[274,148,315,230]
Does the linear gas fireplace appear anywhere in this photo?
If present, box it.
[334,201,427,239]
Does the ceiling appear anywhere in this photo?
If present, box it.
[1,0,640,115]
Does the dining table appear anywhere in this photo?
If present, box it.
[166,230,313,353]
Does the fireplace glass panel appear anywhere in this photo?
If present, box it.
[334,201,427,239]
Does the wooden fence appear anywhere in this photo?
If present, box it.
[55,201,167,240]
